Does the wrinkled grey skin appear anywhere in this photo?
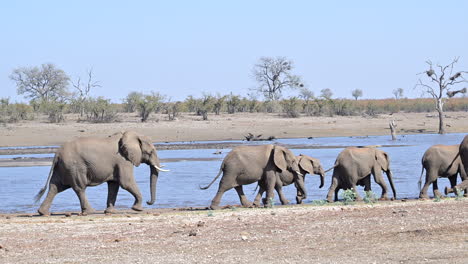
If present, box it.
[253,154,325,206]
[445,135,468,196]
[200,145,303,209]
[419,144,467,199]
[35,131,167,216]
[326,147,396,203]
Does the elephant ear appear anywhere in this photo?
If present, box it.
[119,131,142,167]
[273,146,288,172]
[298,155,314,175]
[375,150,389,171]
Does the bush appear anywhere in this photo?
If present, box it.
[281,97,301,118]
[137,92,165,122]
[84,97,117,123]
[164,101,182,121]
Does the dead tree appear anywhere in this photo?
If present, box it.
[415,57,467,134]
[389,120,397,140]
[72,68,101,116]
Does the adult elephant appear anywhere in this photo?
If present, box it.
[253,154,325,206]
[35,131,169,216]
[200,145,304,209]
[418,144,466,199]
[445,135,468,196]
[326,147,396,203]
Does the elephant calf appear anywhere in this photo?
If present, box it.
[253,154,325,206]
[200,145,305,209]
[326,147,396,202]
[418,144,466,199]
[35,131,169,216]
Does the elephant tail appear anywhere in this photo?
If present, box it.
[417,159,425,192]
[34,154,58,203]
[199,161,225,190]
[324,163,338,173]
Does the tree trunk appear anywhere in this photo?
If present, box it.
[437,98,445,134]
[389,120,397,140]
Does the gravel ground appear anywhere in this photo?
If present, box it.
[0,199,467,263]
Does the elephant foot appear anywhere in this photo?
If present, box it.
[37,208,50,216]
[80,208,95,216]
[378,197,389,201]
[280,199,290,205]
[131,205,144,212]
[104,207,117,214]
[209,205,222,210]
[296,197,303,204]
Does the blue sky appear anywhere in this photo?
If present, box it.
[1,1,467,102]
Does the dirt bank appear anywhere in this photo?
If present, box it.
[0,200,466,263]
[1,112,467,147]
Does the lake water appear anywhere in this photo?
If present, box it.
[0,133,466,214]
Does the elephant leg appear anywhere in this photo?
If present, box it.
[432,179,443,198]
[105,181,119,214]
[253,185,265,207]
[351,183,363,201]
[275,184,290,205]
[73,187,94,215]
[373,170,389,200]
[334,186,340,202]
[327,177,339,202]
[419,171,436,199]
[119,173,143,211]
[234,186,252,207]
[363,176,371,192]
[38,182,69,216]
[264,171,276,207]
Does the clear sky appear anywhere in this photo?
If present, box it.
[1,0,467,102]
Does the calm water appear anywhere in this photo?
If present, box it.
[0,133,465,213]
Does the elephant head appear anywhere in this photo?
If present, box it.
[374,149,397,199]
[298,154,325,188]
[273,146,306,198]
[119,131,169,205]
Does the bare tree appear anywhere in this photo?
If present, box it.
[351,89,363,100]
[252,56,303,101]
[320,88,333,100]
[415,57,467,134]
[72,68,101,116]
[392,88,404,99]
[9,63,70,102]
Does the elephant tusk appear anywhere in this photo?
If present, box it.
[296,171,303,176]
[153,165,170,172]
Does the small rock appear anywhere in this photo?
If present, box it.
[114,239,121,242]
[5,216,10,220]
[65,213,72,217]
[197,221,205,227]
[188,230,197,236]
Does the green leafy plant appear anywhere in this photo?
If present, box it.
[364,191,377,204]
[455,188,464,201]
[311,200,327,206]
[433,195,441,202]
[207,210,214,217]
[341,189,357,205]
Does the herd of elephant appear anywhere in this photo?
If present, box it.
[34,131,468,215]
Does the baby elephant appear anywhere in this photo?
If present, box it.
[326,147,396,202]
[419,144,466,199]
[200,144,304,209]
[253,154,325,206]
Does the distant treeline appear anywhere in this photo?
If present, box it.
[1,94,467,124]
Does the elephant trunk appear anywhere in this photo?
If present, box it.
[147,166,159,205]
[387,170,397,200]
[319,173,325,188]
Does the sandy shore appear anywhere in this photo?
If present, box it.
[0,200,466,263]
[1,112,467,147]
